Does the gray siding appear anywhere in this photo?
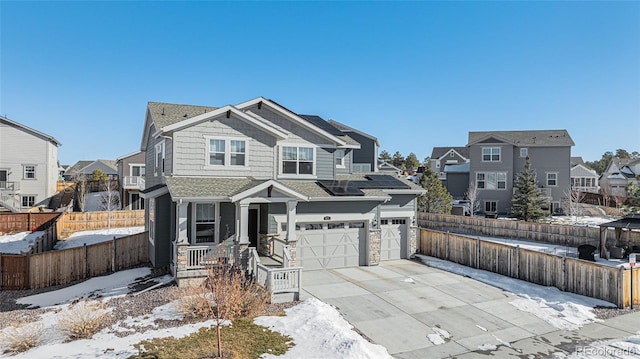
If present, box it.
[220,202,236,239]
[150,192,172,268]
[526,146,571,204]
[144,124,167,188]
[245,105,327,144]
[381,194,416,213]
[469,142,515,214]
[335,149,353,175]
[348,133,377,170]
[297,201,379,215]
[172,115,277,179]
[446,172,470,200]
[267,203,286,234]
[315,147,335,180]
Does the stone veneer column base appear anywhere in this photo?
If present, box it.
[369,229,381,265]
[410,226,418,257]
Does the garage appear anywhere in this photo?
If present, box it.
[297,222,367,270]
[380,218,407,261]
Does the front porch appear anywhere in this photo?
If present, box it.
[175,241,302,303]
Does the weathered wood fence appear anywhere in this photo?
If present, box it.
[56,210,145,238]
[0,231,149,290]
[0,213,60,234]
[419,228,639,308]
[418,213,640,247]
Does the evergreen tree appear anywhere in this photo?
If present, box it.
[91,168,108,181]
[379,150,392,163]
[405,152,420,171]
[511,156,547,221]
[392,151,405,170]
[418,166,452,214]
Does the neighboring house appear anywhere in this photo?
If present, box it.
[467,129,574,215]
[429,147,470,198]
[600,158,640,198]
[139,97,424,285]
[64,159,118,181]
[116,151,146,210]
[570,156,599,194]
[377,159,403,175]
[0,116,61,212]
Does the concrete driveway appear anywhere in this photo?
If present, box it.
[300,259,640,358]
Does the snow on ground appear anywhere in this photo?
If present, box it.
[254,298,393,359]
[0,231,45,254]
[84,192,120,212]
[54,226,145,250]
[564,334,640,358]
[16,267,170,308]
[546,215,615,227]
[416,255,614,331]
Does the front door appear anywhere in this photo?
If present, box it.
[248,209,258,247]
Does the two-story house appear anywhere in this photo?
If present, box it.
[467,130,574,215]
[570,156,599,194]
[139,97,424,285]
[429,147,470,199]
[116,151,146,210]
[600,158,640,198]
[326,119,379,173]
[0,116,61,212]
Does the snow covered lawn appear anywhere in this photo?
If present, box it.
[54,226,145,250]
[0,231,45,254]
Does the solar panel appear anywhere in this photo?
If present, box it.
[362,175,411,189]
[318,180,364,196]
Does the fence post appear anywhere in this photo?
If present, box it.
[0,254,3,289]
[561,256,567,292]
[515,245,520,279]
[112,237,117,272]
[618,266,624,308]
[26,253,30,290]
[446,231,450,261]
[84,243,89,278]
[476,236,481,269]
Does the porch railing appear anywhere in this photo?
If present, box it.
[122,176,145,190]
[0,192,22,213]
[0,181,20,191]
[249,247,301,301]
[185,244,239,270]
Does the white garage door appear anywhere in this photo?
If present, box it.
[297,222,366,270]
[380,218,406,261]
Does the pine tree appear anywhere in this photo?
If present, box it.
[511,156,547,221]
[392,151,405,169]
[379,150,392,163]
[418,166,453,214]
[405,153,420,171]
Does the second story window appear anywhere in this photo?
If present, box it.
[207,138,247,167]
[131,165,145,177]
[482,147,501,162]
[477,172,507,190]
[335,149,345,168]
[520,148,528,158]
[282,146,314,175]
[547,172,558,186]
[23,165,36,179]
[155,141,165,176]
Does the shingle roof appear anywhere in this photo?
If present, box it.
[570,157,584,167]
[0,115,62,146]
[166,177,263,198]
[328,119,380,145]
[148,102,218,130]
[65,161,94,176]
[430,147,469,159]
[468,130,575,147]
[299,115,360,146]
[336,173,424,191]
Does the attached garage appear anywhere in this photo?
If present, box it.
[380,218,407,261]
[297,222,367,270]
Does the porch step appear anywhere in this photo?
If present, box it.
[259,256,283,268]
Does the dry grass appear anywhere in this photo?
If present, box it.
[58,300,111,340]
[0,322,45,354]
[172,285,215,320]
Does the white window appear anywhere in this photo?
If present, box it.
[282,146,314,175]
[484,200,497,212]
[23,165,36,179]
[476,172,507,190]
[547,172,558,187]
[482,147,501,162]
[520,148,528,158]
[335,149,346,168]
[207,138,247,167]
[154,141,165,176]
[148,198,155,244]
[195,203,216,244]
[21,195,35,208]
[130,164,145,177]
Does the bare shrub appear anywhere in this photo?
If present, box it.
[239,279,270,318]
[171,285,213,320]
[58,300,111,340]
[1,322,45,354]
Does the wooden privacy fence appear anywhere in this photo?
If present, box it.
[0,213,60,234]
[56,210,145,238]
[419,228,638,308]
[0,231,149,290]
[417,212,640,247]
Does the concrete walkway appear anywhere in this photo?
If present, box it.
[301,259,640,358]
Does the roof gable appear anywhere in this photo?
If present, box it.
[0,116,61,146]
[430,147,469,159]
[468,130,574,147]
[327,119,380,146]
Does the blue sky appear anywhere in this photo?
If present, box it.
[1,1,638,166]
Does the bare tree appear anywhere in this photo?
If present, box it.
[600,182,612,207]
[100,179,120,227]
[562,187,585,218]
[465,182,480,216]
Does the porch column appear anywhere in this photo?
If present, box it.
[237,202,250,245]
[286,200,298,243]
[176,202,189,244]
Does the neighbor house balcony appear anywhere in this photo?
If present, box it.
[122,176,145,190]
[0,181,20,192]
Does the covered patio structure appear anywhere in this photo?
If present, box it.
[598,213,640,259]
